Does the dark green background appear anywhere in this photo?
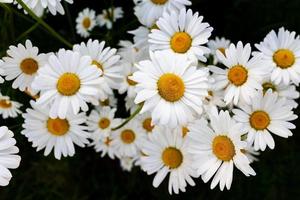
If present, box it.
[0,0,300,199]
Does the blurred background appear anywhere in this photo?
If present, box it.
[0,0,300,199]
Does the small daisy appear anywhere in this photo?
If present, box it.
[131,50,209,128]
[119,62,138,98]
[75,8,96,38]
[149,8,213,62]
[118,40,149,65]
[125,95,139,114]
[203,80,226,113]
[22,100,90,160]
[128,26,151,49]
[14,0,44,17]
[0,60,5,83]
[210,42,270,105]
[137,112,156,136]
[73,39,122,96]
[241,144,260,163]
[0,126,21,186]
[99,95,117,108]
[207,37,231,64]
[97,7,123,29]
[233,90,298,151]
[111,119,145,157]
[119,156,139,172]
[134,0,191,27]
[94,136,117,159]
[141,126,198,194]
[1,40,48,94]
[0,94,22,119]
[32,49,103,119]
[255,27,300,85]
[188,111,256,190]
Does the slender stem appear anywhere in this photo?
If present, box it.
[15,0,73,48]
[16,22,39,41]
[111,104,143,131]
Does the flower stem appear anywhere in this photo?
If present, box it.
[15,0,73,48]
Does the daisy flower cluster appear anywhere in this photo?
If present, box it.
[0,0,299,195]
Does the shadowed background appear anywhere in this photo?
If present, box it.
[0,0,300,199]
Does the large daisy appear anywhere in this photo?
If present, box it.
[131,50,209,128]
[32,49,103,119]
[140,126,198,194]
[22,100,90,160]
[188,111,256,190]
[233,90,297,151]
[75,8,96,38]
[0,126,21,186]
[209,42,270,105]
[0,94,22,119]
[255,27,300,85]
[1,40,48,94]
[149,8,213,62]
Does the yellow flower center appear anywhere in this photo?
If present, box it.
[100,99,110,106]
[57,73,81,96]
[92,60,104,73]
[98,118,111,129]
[182,127,189,137]
[0,99,12,108]
[170,32,192,53]
[151,0,168,5]
[162,147,183,169]
[157,73,185,102]
[82,17,91,29]
[249,111,270,130]
[20,58,38,75]
[273,49,295,69]
[218,48,226,56]
[127,74,137,86]
[120,129,136,144]
[47,118,70,136]
[262,82,276,94]
[142,118,154,133]
[228,65,248,86]
[212,136,236,161]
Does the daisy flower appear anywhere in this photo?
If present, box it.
[233,90,298,151]
[137,112,156,136]
[134,0,191,27]
[125,95,139,114]
[203,79,226,113]
[75,8,96,38]
[209,42,270,105]
[241,144,260,163]
[0,0,13,3]
[118,40,149,65]
[188,111,256,191]
[99,95,117,108]
[22,100,90,160]
[0,60,4,83]
[207,37,231,64]
[131,50,209,128]
[97,7,123,29]
[149,8,213,62]
[32,49,103,119]
[73,39,122,95]
[255,27,300,85]
[0,126,21,186]
[119,62,138,98]
[0,94,22,119]
[140,126,198,194]
[128,26,151,49]
[1,40,48,94]
[94,136,117,159]
[119,156,139,172]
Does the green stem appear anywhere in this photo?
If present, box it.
[15,0,73,48]
[111,104,143,131]
[16,22,39,41]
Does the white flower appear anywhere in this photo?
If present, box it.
[233,90,298,151]
[0,94,22,119]
[188,111,256,190]
[0,0,13,3]
[118,40,149,65]
[119,62,138,98]
[97,7,123,29]
[128,26,151,49]
[210,42,270,105]
[131,51,209,128]
[1,40,48,94]
[32,49,103,118]
[0,126,21,186]
[141,126,198,194]
[149,8,213,62]
[137,112,156,136]
[99,95,117,108]
[207,37,231,64]
[241,144,260,163]
[255,27,300,85]
[125,95,138,114]
[94,136,117,159]
[119,156,139,172]
[0,60,4,83]
[22,100,90,160]
[75,8,96,38]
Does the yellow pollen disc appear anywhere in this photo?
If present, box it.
[151,0,168,5]
[98,118,111,129]
[92,60,104,73]
[120,129,136,144]
[228,65,248,86]
[273,49,295,69]
[142,118,154,133]
[218,48,226,56]
[100,99,110,106]
[57,73,81,96]
[20,58,38,75]
[0,99,12,108]
[104,137,113,146]
[47,118,70,136]
[170,32,192,53]
[82,17,91,29]
[182,127,189,137]
[212,136,235,161]
[249,111,270,130]
[127,74,137,86]
[262,82,276,94]
[162,147,183,169]
[157,73,185,102]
